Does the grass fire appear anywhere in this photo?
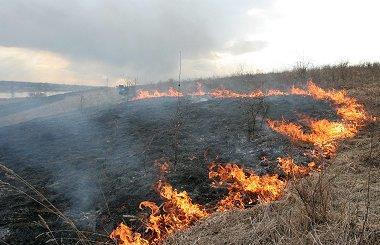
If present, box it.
[108,81,374,244]
[0,1,379,245]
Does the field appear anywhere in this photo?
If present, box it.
[0,63,379,244]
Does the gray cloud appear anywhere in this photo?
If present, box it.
[226,40,267,55]
[0,0,272,82]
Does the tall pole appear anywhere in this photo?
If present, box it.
[177,51,182,109]
[174,51,182,167]
[178,51,181,88]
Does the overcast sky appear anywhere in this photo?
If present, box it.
[0,0,379,85]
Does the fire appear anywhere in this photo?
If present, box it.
[267,89,287,96]
[209,162,286,210]
[209,87,278,98]
[110,223,149,245]
[278,157,317,177]
[268,81,371,156]
[290,86,309,96]
[133,87,183,100]
[209,87,249,98]
[110,181,208,244]
[248,90,265,97]
[141,181,208,242]
[268,118,357,156]
[111,81,372,244]
[306,81,369,123]
[129,80,370,129]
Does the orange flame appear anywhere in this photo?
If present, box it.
[306,81,369,124]
[268,81,371,156]
[278,157,317,177]
[209,163,286,210]
[290,86,308,96]
[209,87,248,98]
[267,89,287,96]
[268,118,357,156]
[209,87,272,98]
[110,223,149,245]
[110,181,208,244]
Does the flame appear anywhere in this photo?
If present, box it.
[209,163,286,210]
[248,90,265,97]
[306,81,369,124]
[155,181,208,227]
[268,81,371,156]
[209,87,249,98]
[133,87,183,100]
[268,118,357,156]
[209,87,275,98]
[111,181,208,244]
[290,86,308,96]
[278,157,317,177]
[110,223,149,245]
[267,89,287,96]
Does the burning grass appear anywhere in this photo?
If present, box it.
[209,162,286,209]
[1,64,377,244]
[110,82,374,244]
[277,157,317,177]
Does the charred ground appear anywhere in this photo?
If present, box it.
[0,94,336,243]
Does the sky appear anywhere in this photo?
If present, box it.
[0,0,379,86]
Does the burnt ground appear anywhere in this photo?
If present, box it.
[0,94,338,244]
